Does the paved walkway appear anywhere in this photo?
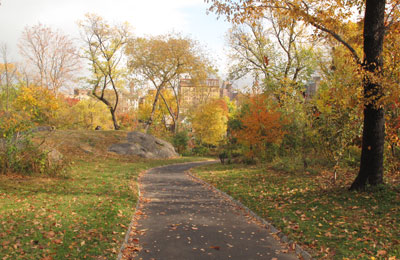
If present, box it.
[122,161,299,260]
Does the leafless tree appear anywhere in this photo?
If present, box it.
[0,43,18,111]
[18,23,80,93]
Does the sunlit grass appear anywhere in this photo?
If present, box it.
[0,156,204,259]
[192,163,400,259]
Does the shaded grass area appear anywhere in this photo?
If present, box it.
[0,156,203,260]
[192,163,400,259]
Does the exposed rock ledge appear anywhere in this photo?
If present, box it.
[108,131,178,159]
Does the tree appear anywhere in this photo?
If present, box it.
[207,0,397,190]
[227,16,315,91]
[18,23,80,93]
[350,0,387,189]
[126,34,210,133]
[138,89,177,135]
[0,43,18,111]
[13,85,60,125]
[227,21,272,83]
[233,94,286,160]
[79,13,130,130]
[190,99,229,146]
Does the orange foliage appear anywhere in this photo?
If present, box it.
[233,95,286,157]
[63,97,80,107]
[386,98,400,149]
[118,112,138,130]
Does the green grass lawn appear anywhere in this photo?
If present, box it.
[0,156,203,260]
[192,163,400,260]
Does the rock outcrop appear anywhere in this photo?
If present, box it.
[108,131,178,159]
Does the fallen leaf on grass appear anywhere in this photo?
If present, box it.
[53,239,62,244]
[47,231,56,238]
[377,250,387,256]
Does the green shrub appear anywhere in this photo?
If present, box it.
[0,113,68,176]
[172,130,189,154]
[191,145,211,156]
[344,145,361,167]
[0,131,68,176]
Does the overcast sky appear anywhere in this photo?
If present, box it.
[0,0,231,76]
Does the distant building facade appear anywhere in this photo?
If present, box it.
[305,76,321,100]
[71,87,139,114]
[179,78,221,113]
[220,81,238,101]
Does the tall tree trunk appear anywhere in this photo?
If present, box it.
[110,108,120,130]
[350,0,386,190]
[92,88,120,130]
[145,89,161,133]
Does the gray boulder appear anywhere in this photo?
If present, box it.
[45,148,64,167]
[31,126,55,133]
[108,131,178,159]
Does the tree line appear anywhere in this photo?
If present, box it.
[1,1,400,191]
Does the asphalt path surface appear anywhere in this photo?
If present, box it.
[124,161,299,260]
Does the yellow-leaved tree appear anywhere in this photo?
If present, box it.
[13,85,60,125]
[79,13,130,130]
[138,89,177,137]
[54,97,113,130]
[190,99,229,146]
[126,34,211,133]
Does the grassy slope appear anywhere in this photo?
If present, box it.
[192,163,400,260]
[0,130,204,260]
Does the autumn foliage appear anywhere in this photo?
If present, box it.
[13,85,60,125]
[190,99,229,146]
[233,95,286,159]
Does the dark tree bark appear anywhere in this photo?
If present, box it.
[145,88,161,133]
[92,83,121,130]
[350,0,386,190]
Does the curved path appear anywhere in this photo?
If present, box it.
[123,161,298,260]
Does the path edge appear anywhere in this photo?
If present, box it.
[186,170,314,260]
[117,176,141,260]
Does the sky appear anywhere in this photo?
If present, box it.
[0,0,232,77]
